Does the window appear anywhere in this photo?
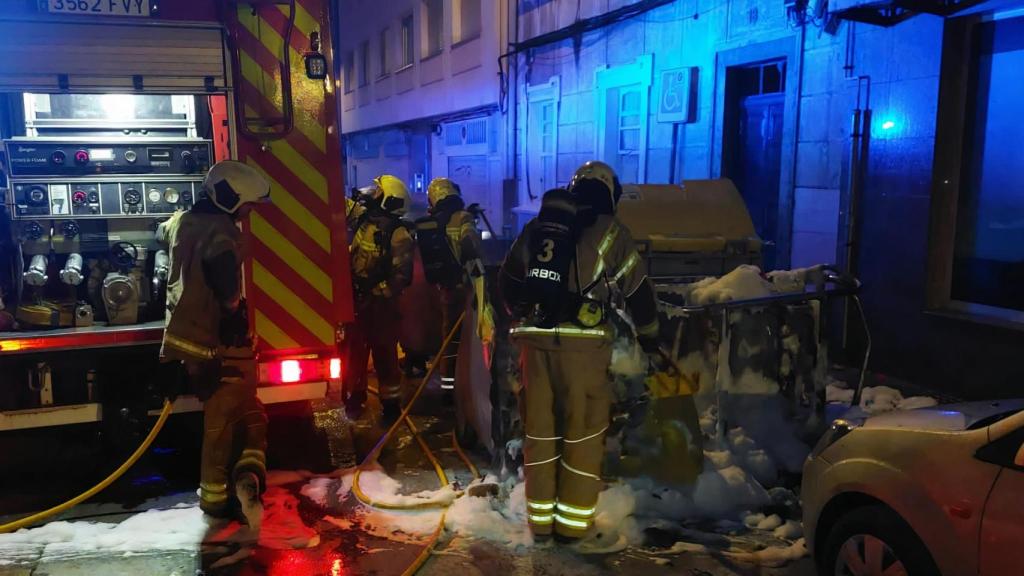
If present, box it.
[344,52,354,93]
[538,101,556,182]
[401,14,415,68]
[378,28,389,77]
[602,86,643,183]
[422,0,443,58]
[950,15,1024,315]
[453,0,481,44]
[359,40,369,86]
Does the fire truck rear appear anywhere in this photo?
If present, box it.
[0,0,352,432]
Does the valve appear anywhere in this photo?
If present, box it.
[23,254,49,287]
[60,253,84,286]
[61,221,80,240]
[23,221,45,242]
[153,250,169,281]
[152,250,169,299]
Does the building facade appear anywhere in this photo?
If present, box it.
[337,0,1024,398]
[337,0,511,229]
[503,0,1024,399]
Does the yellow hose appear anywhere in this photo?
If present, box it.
[451,431,480,481]
[352,312,464,510]
[0,399,174,534]
[352,313,487,575]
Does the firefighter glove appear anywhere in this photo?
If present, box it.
[219,300,250,347]
[190,358,223,401]
[156,361,187,402]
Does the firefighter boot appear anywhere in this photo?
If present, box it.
[381,398,402,425]
[235,471,263,531]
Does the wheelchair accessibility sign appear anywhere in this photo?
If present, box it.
[657,67,698,124]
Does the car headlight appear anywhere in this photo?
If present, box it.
[810,419,858,459]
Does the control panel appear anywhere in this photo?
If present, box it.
[10,179,197,219]
[4,138,212,177]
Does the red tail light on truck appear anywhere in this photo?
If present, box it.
[258,356,342,386]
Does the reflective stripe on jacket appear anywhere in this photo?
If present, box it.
[349,215,415,297]
[445,210,482,267]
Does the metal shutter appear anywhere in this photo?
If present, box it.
[0,19,226,93]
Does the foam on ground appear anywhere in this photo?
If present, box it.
[443,478,532,548]
[0,506,206,562]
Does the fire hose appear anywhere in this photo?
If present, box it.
[0,399,175,534]
[0,314,478,576]
[351,312,484,575]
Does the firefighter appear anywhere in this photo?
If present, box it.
[344,174,414,421]
[499,161,660,542]
[345,184,379,235]
[415,177,484,393]
[156,160,270,529]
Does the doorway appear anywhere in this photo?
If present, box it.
[724,60,786,270]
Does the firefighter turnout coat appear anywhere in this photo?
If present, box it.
[157,207,267,517]
[438,205,483,389]
[500,214,659,538]
[345,213,415,404]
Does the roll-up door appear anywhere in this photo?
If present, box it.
[0,18,226,93]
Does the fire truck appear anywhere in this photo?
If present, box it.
[0,0,353,432]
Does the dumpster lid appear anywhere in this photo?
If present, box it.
[616,180,762,253]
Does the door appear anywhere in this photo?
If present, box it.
[737,93,784,269]
[979,427,1024,575]
[725,61,786,270]
[448,155,489,215]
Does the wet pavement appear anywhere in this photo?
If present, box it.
[0,380,816,576]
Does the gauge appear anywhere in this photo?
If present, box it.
[124,150,138,163]
[27,186,47,205]
[123,188,142,205]
[72,190,88,206]
[148,189,162,204]
[87,190,100,203]
[74,149,90,165]
[164,187,180,204]
[51,150,66,165]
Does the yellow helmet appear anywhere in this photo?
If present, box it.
[372,174,410,216]
[427,177,460,208]
[569,160,622,213]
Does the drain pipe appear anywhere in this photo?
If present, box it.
[787,22,807,269]
[842,77,871,350]
[845,76,871,277]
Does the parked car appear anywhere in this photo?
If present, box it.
[803,400,1024,576]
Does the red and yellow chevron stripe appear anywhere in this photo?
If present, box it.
[227,0,352,353]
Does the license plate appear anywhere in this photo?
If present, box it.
[46,0,150,17]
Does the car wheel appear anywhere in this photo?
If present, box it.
[820,505,940,576]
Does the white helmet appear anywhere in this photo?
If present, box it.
[204,160,271,214]
[569,160,622,214]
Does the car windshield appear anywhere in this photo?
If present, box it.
[968,408,1024,430]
